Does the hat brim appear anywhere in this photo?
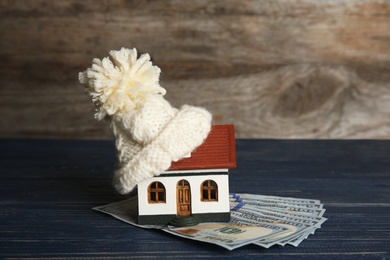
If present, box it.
[113,105,212,194]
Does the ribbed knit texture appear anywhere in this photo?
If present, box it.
[112,102,211,194]
[79,47,212,194]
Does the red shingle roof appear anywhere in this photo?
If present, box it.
[168,125,236,171]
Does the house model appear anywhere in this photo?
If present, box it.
[137,125,236,226]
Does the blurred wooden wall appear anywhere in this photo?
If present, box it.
[1,0,390,139]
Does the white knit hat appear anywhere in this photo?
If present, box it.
[79,47,212,194]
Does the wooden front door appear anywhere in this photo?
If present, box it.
[176,179,191,216]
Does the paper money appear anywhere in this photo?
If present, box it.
[93,196,165,229]
[230,193,327,247]
[230,194,325,217]
[163,222,288,250]
[93,192,327,250]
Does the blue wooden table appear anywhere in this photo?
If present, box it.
[1,139,389,259]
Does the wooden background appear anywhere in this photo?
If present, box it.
[1,0,390,139]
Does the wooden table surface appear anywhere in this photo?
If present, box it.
[1,138,389,259]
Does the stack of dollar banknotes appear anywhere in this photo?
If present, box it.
[94,193,327,250]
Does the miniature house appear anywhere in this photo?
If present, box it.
[137,125,236,226]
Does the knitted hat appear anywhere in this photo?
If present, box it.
[79,47,212,194]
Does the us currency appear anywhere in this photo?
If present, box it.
[93,196,165,229]
[230,196,325,217]
[234,204,326,227]
[233,207,324,248]
[164,202,294,250]
[230,194,324,211]
[229,201,325,246]
[254,207,325,246]
[231,209,318,248]
[163,220,290,250]
[93,196,293,249]
[93,193,326,250]
[232,193,321,205]
[232,193,327,222]
[230,193,327,247]
[229,212,297,248]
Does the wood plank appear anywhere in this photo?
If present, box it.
[1,139,389,257]
[1,1,390,138]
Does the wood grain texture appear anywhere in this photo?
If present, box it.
[1,0,390,139]
[1,139,390,258]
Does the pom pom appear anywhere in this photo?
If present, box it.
[79,47,166,120]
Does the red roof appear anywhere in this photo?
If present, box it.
[168,125,236,171]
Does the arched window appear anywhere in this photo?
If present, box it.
[201,180,218,202]
[148,181,166,203]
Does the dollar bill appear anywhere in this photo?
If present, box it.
[230,196,325,217]
[93,193,327,250]
[231,193,321,204]
[93,196,165,229]
[230,193,327,247]
[238,207,325,246]
[163,221,289,250]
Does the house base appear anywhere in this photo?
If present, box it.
[138,212,231,226]
[169,215,200,227]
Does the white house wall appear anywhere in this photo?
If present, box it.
[138,174,230,216]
